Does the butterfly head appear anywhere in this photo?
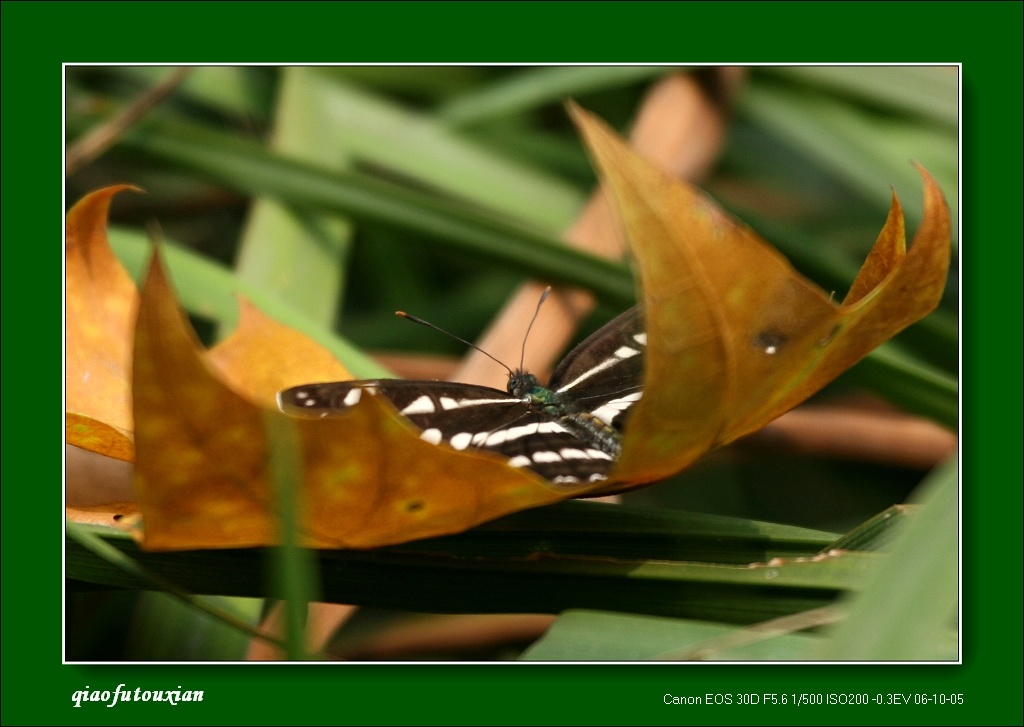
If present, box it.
[507,369,541,399]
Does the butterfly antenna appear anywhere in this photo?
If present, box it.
[520,286,552,371]
[396,311,513,376]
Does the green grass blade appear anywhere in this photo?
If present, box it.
[232,67,355,329]
[111,65,273,118]
[824,505,918,553]
[107,227,390,378]
[763,66,959,128]
[66,521,284,650]
[811,455,960,660]
[846,342,959,430]
[66,503,864,625]
[303,71,586,231]
[264,412,320,660]
[740,81,959,240]
[126,592,263,661]
[521,608,819,661]
[436,66,670,126]
[72,114,636,305]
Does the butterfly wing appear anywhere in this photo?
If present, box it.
[547,306,646,432]
[278,379,615,484]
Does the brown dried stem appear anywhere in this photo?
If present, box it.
[453,69,743,388]
[66,67,192,176]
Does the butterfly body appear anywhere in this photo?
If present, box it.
[279,307,646,485]
[508,369,622,458]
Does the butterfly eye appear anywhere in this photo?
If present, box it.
[509,372,539,398]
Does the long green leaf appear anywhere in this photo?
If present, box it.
[845,342,959,430]
[66,521,284,650]
[305,70,586,230]
[112,66,272,119]
[762,66,959,128]
[66,503,867,624]
[70,113,636,306]
[107,227,390,379]
[232,67,355,329]
[126,592,263,661]
[437,66,670,126]
[521,609,819,661]
[264,412,319,660]
[811,455,959,660]
[741,81,959,240]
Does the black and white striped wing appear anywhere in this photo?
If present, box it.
[277,379,616,484]
[547,306,647,432]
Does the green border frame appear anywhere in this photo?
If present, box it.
[3,1,1020,724]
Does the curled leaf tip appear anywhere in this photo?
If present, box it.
[569,105,951,489]
[65,186,148,460]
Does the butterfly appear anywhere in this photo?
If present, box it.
[277,305,646,485]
